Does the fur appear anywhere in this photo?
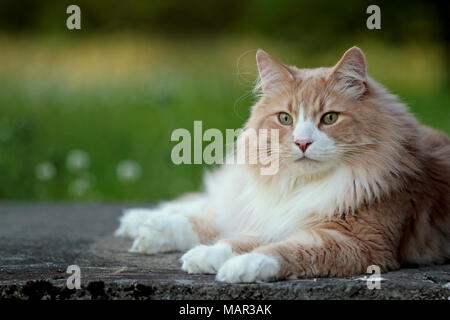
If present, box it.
[115,47,450,283]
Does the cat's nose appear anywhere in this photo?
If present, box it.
[295,139,313,153]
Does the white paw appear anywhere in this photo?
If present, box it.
[181,243,234,274]
[115,208,163,239]
[216,253,279,283]
[129,215,200,254]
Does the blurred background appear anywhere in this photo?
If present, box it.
[0,0,448,202]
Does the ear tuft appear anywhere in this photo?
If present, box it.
[255,49,294,96]
[330,46,368,99]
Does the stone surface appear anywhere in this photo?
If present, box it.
[0,203,449,300]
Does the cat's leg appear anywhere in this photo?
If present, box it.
[115,196,222,254]
[129,209,222,254]
[181,235,263,274]
[216,228,395,283]
[115,197,204,239]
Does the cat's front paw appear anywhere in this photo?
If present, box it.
[216,253,279,283]
[181,243,234,274]
[129,215,199,254]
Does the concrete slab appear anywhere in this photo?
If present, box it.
[1,203,449,300]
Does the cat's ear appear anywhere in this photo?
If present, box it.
[329,46,368,99]
[256,49,294,95]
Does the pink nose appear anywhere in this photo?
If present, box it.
[295,139,313,153]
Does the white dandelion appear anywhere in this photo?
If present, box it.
[116,160,142,183]
[68,176,92,197]
[66,149,90,172]
[35,162,56,181]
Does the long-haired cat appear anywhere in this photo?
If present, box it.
[115,47,450,283]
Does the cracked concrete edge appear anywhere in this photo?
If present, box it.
[2,276,450,300]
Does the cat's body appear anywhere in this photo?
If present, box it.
[115,47,450,283]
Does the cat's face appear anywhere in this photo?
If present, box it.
[246,47,383,177]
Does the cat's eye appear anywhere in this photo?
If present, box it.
[278,112,293,125]
[321,112,339,125]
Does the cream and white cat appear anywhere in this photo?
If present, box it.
[115,47,450,283]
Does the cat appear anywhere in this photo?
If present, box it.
[115,46,450,283]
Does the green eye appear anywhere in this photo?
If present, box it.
[321,112,339,125]
[278,112,293,125]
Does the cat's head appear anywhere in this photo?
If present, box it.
[244,47,416,180]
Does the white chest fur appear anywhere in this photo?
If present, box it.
[205,164,357,242]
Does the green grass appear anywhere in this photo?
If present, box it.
[0,34,448,201]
